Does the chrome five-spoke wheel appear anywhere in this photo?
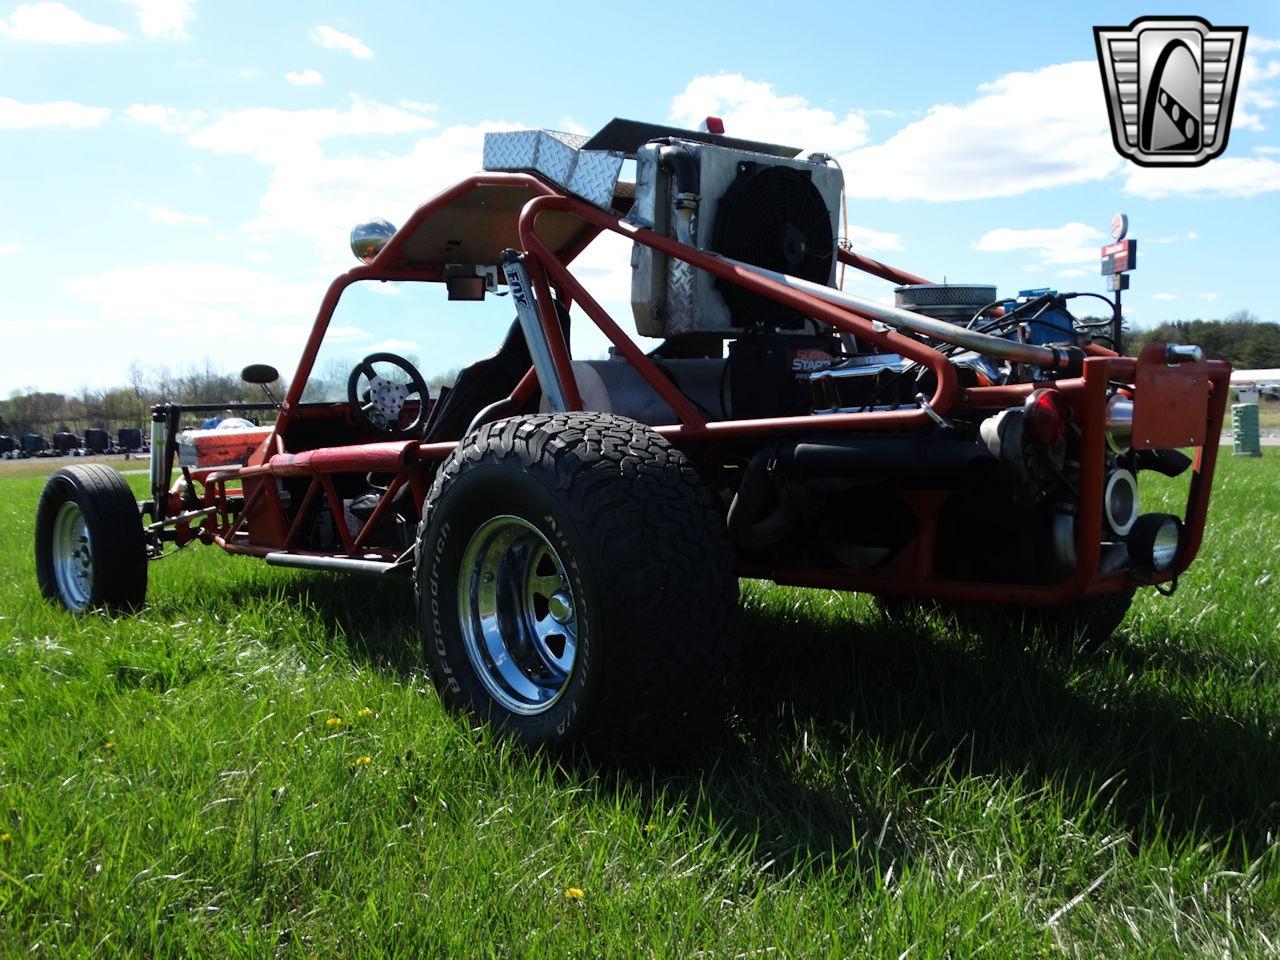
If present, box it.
[457,516,577,715]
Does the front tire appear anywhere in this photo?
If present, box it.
[415,413,740,759]
[35,465,147,613]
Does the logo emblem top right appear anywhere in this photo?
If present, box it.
[1094,16,1248,167]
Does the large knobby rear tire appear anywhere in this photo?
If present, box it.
[35,465,147,613]
[415,413,740,760]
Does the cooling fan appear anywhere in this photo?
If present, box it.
[711,163,835,329]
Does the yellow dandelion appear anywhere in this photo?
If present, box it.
[103,740,116,750]
[644,822,657,834]
[0,832,11,843]
[563,887,585,901]
[357,707,374,718]
[350,755,372,767]
[324,716,343,728]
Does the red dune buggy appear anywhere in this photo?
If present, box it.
[35,119,1230,757]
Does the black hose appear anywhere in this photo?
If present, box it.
[656,143,699,197]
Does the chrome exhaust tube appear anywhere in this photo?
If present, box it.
[720,257,1076,369]
[264,553,403,576]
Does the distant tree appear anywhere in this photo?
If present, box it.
[1130,311,1280,368]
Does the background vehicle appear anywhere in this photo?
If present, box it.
[35,118,1230,758]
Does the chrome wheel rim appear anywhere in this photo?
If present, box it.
[457,516,578,715]
[52,500,93,611]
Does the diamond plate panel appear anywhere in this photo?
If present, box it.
[666,260,698,335]
[566,149,625,209]
[483,129,622,208]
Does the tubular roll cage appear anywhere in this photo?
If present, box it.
[153,172,1230,606]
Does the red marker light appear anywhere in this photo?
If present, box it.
[701,116,725,134]
[1024,388,1070,447]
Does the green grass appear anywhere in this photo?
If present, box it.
[1,457,1278,957]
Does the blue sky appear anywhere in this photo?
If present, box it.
[1,0,1278,396]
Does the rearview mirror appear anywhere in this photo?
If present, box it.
[241,363,279,385]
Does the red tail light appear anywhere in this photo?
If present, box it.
[1024,388,1069,447]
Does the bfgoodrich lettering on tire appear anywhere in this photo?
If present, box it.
[414,413,740,759]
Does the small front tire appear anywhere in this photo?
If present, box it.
[35,465,148,613]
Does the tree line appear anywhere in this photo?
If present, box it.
[0,361,277,438]
[1128,310,1280,369]
[0,358,461,439]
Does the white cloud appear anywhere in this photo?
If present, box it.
[1234,46,1280,131]
[1124,157,1280,198]
[1198,292,1220,302]
[285,69,323,87]
[65,263,319,327]
[1058,268,1088,278]
[841,61,1120,201]
[0,316,102,336]
[0,242,22,255]
[973,222,1105,266]
[1153,292,1178,301]
[399,99,437,114]
[124,103,205,133]
[327,325,370,343]
[147,206,209,225]
[0,97,110,129]
[845,225,903,252]
[679,60,1276,204]
[310,25,372,59]
[367,338,418,355]
[558,115,588,136]
[139,98,471,267]
[187,94,435,163]
[670,73,868,154]
[119,0,193,40]
[245,250,271,263]
[237,67,260,80]
[0,2,125,43]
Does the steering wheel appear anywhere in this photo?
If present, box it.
[347,352,430,438]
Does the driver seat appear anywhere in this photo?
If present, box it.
[422,302,570,443]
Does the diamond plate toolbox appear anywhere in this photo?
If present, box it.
[483,129,623,209]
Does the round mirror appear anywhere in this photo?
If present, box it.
[241,363,280,385]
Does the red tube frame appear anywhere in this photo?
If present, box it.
[174,173,1228,608]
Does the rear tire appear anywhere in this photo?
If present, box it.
[35,465,147,613]
[415,413,740,760]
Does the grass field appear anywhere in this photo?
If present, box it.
[1,455,1278,957]
[1259,401,1280,432]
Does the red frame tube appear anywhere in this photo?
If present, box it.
[174,173,1228,609]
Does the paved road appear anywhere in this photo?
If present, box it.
[1219,434,1280,447]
